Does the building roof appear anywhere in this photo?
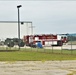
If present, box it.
[0,21,32,23]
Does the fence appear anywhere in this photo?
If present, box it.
[0,35,76,55]
[0,44,76,55]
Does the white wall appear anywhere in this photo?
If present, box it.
[0,22,32,39]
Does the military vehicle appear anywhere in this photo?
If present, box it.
[4,38,25,47]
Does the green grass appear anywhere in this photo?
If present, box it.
[0,50,75,61]
[21,47,76,54]
[0,47,76,61]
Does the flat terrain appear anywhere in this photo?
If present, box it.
[0,44,76,50]
[0,51,75,61]
[0,45,75,75]
[44,44,76,50]
[0,60,76,75]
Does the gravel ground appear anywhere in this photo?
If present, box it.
[0,60,76,75]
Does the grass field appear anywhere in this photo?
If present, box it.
[0,49,76,61]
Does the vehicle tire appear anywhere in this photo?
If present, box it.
[18,42,25,47]
[7,42,14,47]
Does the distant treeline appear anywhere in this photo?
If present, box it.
[67,35,76,41]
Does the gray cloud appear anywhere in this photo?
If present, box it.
[0,1,76,39]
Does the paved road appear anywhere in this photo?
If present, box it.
[44,45,76,50]
[0,45,76,50]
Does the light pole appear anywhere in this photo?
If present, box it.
[17,5,22,50]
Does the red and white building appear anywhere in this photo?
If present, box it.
[23,34,68,46]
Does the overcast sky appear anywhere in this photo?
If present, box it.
[0,1,76,39]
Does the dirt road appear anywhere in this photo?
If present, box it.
[0,60,76,75]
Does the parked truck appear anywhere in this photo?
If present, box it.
[4,38,25,47]
[23,34,68,46]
